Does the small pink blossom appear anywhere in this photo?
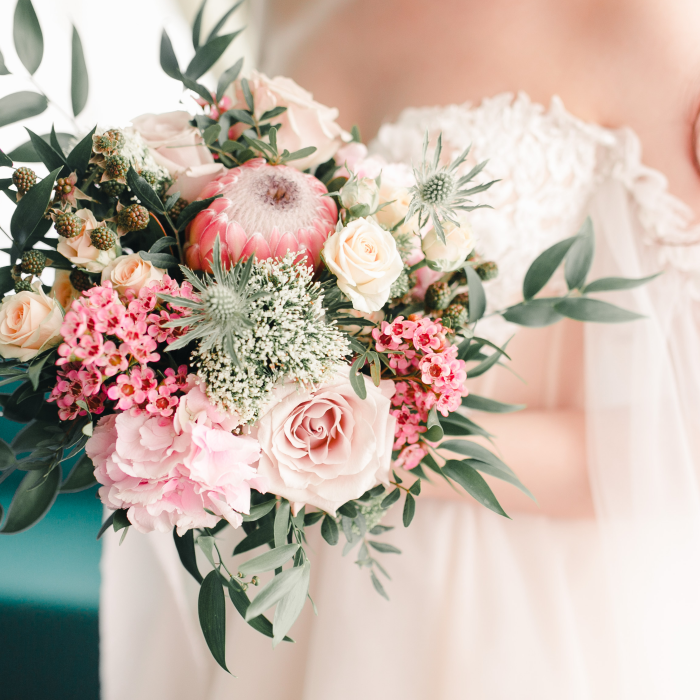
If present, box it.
[106,366,157,411]
[411,318,443,353]
[395,444,427,470]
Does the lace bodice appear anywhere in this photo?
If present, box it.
[369,93,700,338]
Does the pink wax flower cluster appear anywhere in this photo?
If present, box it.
[48,277,196,420]
[372,315,468,470]
[86,382,265,534]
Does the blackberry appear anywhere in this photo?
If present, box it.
[118,204,149,232]
[475,261,499,281]
[12,167,37,196]
[168,197,189,223]
[140,170,159,189]
[425,281,452,311]
[92,129,124,154]
[20,250,47,275]
[103,154,129,182]
[90,226,116,251]
[442,303,468,330]
[55,212,84,239]
[69,269,95,292]
[14,279,33,293]
[101,180,126,197]
[452,291,469,306]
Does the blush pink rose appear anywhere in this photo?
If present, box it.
[255,367,396,514]
[57,210,119,273]
[231,71,348,171]
[87,382,264,534]
[130,111,225,201]
[101,253,165,295]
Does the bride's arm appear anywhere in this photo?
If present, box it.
[420,409,593,518]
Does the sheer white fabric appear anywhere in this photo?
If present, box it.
[101,93,700,699]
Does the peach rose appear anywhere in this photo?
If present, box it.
[101,253,165,295]
[256,367,396,514]
[57,210,119,273]
[0,285,64,361]
[130,111,225,201]
[322,217,404,313]
[232,71,348,171]
[50,270,81,310]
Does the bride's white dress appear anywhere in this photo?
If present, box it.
[101,92,700,699]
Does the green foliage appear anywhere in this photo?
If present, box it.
[13,0,43,75]
[402,493,416,527]
[462,393,525,413]
[198,570,229,673]
[582,272,661,294]
[70,26,89,116]
[0,48,10,75]
[245,565,306,620]
[0,467,60,534]
[565,217,595,289]
[242,498,276,522]
[0,91,48,128]
[227,578,293,642]
[522,236,577,300]
[173,528,204,584]
[442,460,508,517]
[8,132,72,162]
[25,129,67,171]
[238,544,300,577]
[554,297,645,323]
[321,514,339,545]
[59,453,96,492]
[464,263,486,322]
[502,298,564,327]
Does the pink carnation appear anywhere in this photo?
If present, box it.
[87,381,264,535]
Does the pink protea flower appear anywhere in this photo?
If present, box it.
[184,158,338,271]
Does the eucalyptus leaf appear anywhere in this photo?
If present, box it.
[424,405,444,442]
[273,561,310,646]
[70,26,89,117]
[0,151,12,167]
[206,0,244,43]
[185,31,242,80]
[9,132,72,163]
[502,298,564,327]
[203,123,221,145]
[160,30,181,80]
[582,272,661,294]
[0,438,15,471]
[402,493,416,527]
[0,92,48,129]
[367,540,401,554]
[198,570,229,673]
[148,236,178,254]
[464,458,535,501]
[371,570,389,600]
[139,251,178,269]
[554,297,645,323]
[274,499,290,548]
[442,461,509,517]
[321,514,339,545]
[522,236,577,300]
[96,512,115,540]
[13,0,44,75]
[216,57,244,102]
[464,264,486,322]
[238,543,300,576]
[177,195,223,232]
[192,0,207,50]
[337,502,358,518]
[242,498,276,522]
[380,488,400,509]
[0,49,10,76]
[0,467,60,533]
[60,453,96,493]
[245,566,306,621]
[227,579,293,641]
[173,528,203,583]
[462,394,525,413]
[283,146,317,163]
[349,355,367,399]
[565,217,595,289]
[233,519,274,555]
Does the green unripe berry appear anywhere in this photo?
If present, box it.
[117,204,149,232]
[12,167,37,196]
[20,250,47,275]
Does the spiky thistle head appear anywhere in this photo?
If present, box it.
[406,132,498,244]
[159,236,267,367]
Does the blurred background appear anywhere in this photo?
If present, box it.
[0,1,253,697]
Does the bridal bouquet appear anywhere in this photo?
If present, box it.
[0,0,654,670]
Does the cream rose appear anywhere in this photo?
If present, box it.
[323,218,403,313]
[50,270,81,310]
[256,367,396,514]
[101,253,165,295]
[57,210,119,273]
[234,71,348,171]
[0,285,64,361]
[130,111,225,201]
[374,163,418,234]
[422,218,476,272]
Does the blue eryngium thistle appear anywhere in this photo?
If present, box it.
[159,236,267,367]
[405,132,498,244]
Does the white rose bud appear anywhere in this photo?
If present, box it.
[340,175,380,213]
[421,219,476,272]
[322,217,403,313]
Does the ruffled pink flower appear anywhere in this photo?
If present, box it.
[87,385,263,535]
[184,158,337,272]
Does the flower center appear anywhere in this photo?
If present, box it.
[203,285,246,324]
[261,175,299,208]
[420,172,455,205]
